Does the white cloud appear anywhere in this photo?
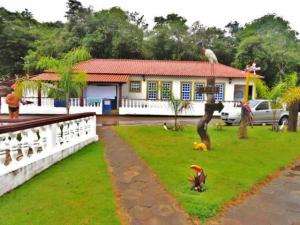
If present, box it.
[1,0,300,33]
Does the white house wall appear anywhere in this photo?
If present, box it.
[84,85,116,99]
[122,76,252,102]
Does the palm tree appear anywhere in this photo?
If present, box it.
[37,47,91,114]
[169,95,191,130]
[254,72,297,131]
[282,87,300,132]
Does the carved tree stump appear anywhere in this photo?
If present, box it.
[288,102,299,132]
[238,107,248,139]
[197,105,214,150]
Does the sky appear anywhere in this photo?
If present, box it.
[1,0,300,33]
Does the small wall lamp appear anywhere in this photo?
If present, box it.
[229,78,232,84]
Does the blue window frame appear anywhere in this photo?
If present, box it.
[181,82,191,100]
[214,83,224,101]
[147,81,158,100]
[161,82,172,100]
[194,83,205,101]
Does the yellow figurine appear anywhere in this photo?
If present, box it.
[193,142,208,151]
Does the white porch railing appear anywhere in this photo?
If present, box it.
[119,99,238,116]
[0,113,98,196]
[0,97,103,115]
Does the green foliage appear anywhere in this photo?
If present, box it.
[81,7,145,59]
[1,5,299,91]
[116,125,300,222]
[0,142,121,225]
[24,28,75,73]
[254,72,297,111]
[234,14,300,86]
[0,7,37,77]
[255,73,297,101]
[282,87,300,106]
[190,23,237,64]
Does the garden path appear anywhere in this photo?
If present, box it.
[99,126,194,225]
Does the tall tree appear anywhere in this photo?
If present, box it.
[146,14,195,60]
[234,14,300,86]
[65,0,92,32]
[225,21,241,36]
[81,7,145,59]
[0,7,37,78]
[190,22,236,65]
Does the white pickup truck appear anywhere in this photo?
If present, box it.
[221,99,289,125]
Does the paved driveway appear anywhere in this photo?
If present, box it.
[219,161,300,225]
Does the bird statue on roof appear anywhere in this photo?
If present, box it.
[197,41,218,63]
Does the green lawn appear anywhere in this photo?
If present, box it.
[0,142,121,225]
[115,125,300,222]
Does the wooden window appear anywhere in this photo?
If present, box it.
[214,83,225,101]
[194,83,205,101]
[161,82,172,100]
[147,81,158,100]
[181,82,191,100]
[129,81,141,92]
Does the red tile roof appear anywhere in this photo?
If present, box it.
[32,59,252,83]
[32,73,129,83]
[74,59,249,78]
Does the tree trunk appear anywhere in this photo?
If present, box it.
[238,107,248,139]
[197,93,214,150]
[66,92,70,115]
[174,112,178,130]
[272,110,277,131]
[197,114,212,149]
[288,102,299,132]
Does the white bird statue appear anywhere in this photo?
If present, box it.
[197,41,218,63]
[204,49,218,63]
[163,122,169,131]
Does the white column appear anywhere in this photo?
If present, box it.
[172,81,181,99]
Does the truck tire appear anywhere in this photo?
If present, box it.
[279,116,289,125]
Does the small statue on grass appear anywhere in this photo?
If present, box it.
[189,165,207,192]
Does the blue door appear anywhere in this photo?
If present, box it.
[54,99,66,107]
[102,99,112,114]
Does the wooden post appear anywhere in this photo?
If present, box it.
[80,88,84,107]
[118,83,122,108]
[37,83,41,106]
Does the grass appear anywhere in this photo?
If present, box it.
[0,142,121,225]
[115,125,300,222]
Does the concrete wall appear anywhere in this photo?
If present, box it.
[0,136,97,196]
[0,115,98,196]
